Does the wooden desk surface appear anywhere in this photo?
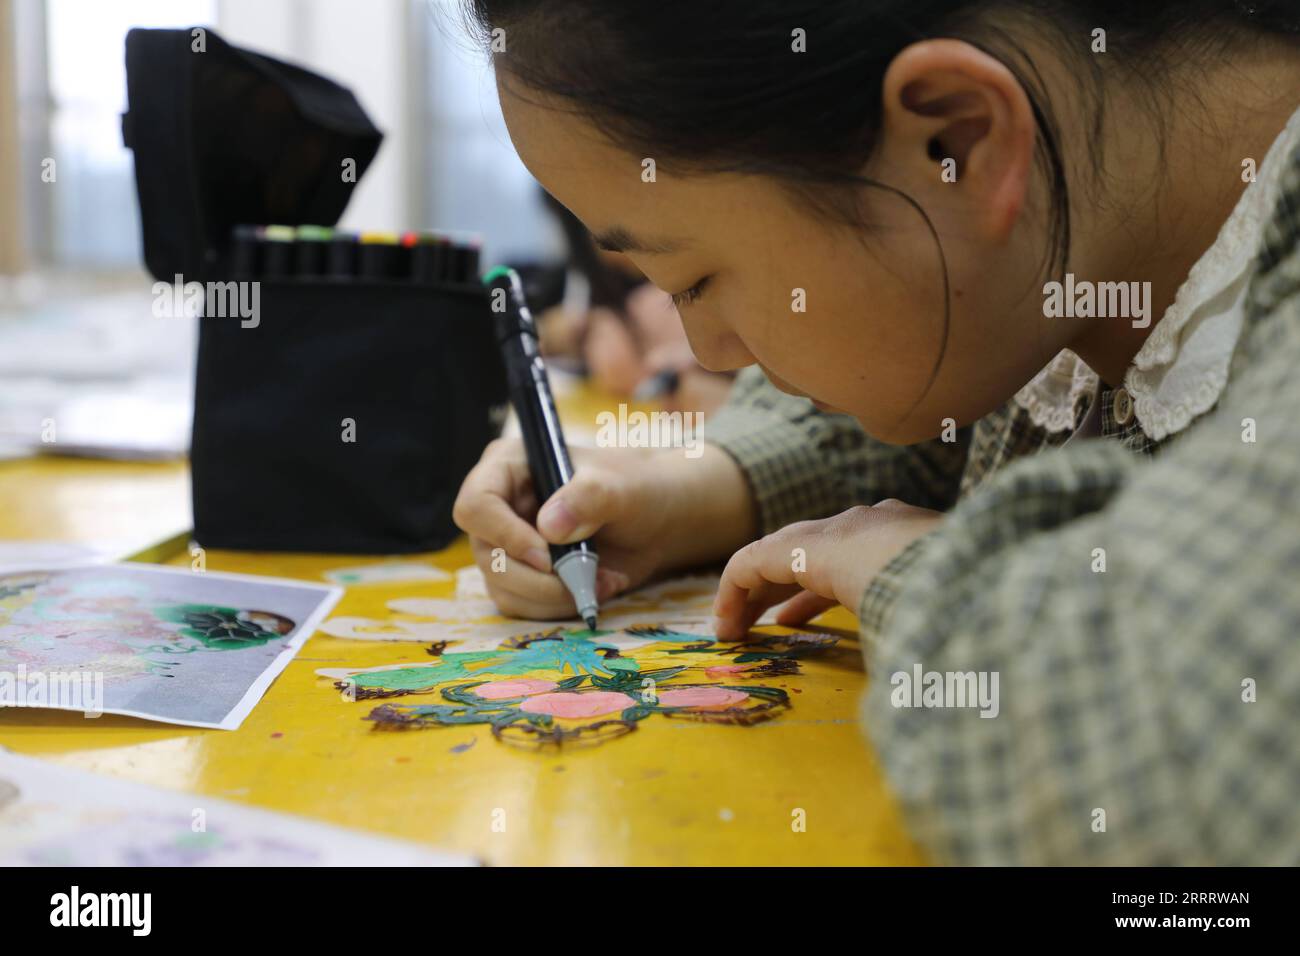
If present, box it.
[0,389,922,866]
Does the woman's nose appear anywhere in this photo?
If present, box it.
[681,313,755,373]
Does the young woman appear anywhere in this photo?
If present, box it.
[451,1,1300,863]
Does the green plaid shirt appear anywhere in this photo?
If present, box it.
[706,140,1300,865]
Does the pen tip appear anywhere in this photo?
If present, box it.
[584,615,597,631]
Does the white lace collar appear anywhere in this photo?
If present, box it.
[1015,105,1300,439]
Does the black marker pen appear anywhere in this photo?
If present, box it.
[483,265,600,629]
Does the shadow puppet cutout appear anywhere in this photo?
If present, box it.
[365,666,791,751]
[321,625,845,750]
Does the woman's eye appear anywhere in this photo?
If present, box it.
[669,275,711,310]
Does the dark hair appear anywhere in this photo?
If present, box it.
[461,0,1298,408]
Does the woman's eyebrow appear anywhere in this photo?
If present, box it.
[591,226,684,254]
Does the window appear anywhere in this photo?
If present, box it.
[414,0,560,266]
[16,0,214,270]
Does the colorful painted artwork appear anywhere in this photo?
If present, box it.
[321,621,840,750]
[0,565,340,729]
[0,748,472,866]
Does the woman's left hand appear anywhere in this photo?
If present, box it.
[712,500,943,639]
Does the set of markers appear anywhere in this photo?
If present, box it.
[230,225,482,284]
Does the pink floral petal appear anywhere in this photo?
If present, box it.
[520,691,636,719]
[704,665,750,678]
[658,687,749,710]
[474,678,559,700]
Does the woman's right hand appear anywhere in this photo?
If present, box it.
[452,437,755,620]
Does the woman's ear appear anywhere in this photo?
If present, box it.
[879,39,1036,240]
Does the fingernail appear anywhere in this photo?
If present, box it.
[523,547,551,572]
[538,499,576,540]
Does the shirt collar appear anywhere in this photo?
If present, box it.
[1015,104,1300,440]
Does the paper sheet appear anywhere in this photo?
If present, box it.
[0,748,474,866]
[318,565,780,646]
[0,564,341,729]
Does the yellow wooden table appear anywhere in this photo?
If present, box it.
[0,388,922,866]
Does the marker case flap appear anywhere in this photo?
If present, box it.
[122,26,382,282]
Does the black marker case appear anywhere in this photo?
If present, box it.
[122,27,506,553]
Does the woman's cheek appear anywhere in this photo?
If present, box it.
[793,324,878,402]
